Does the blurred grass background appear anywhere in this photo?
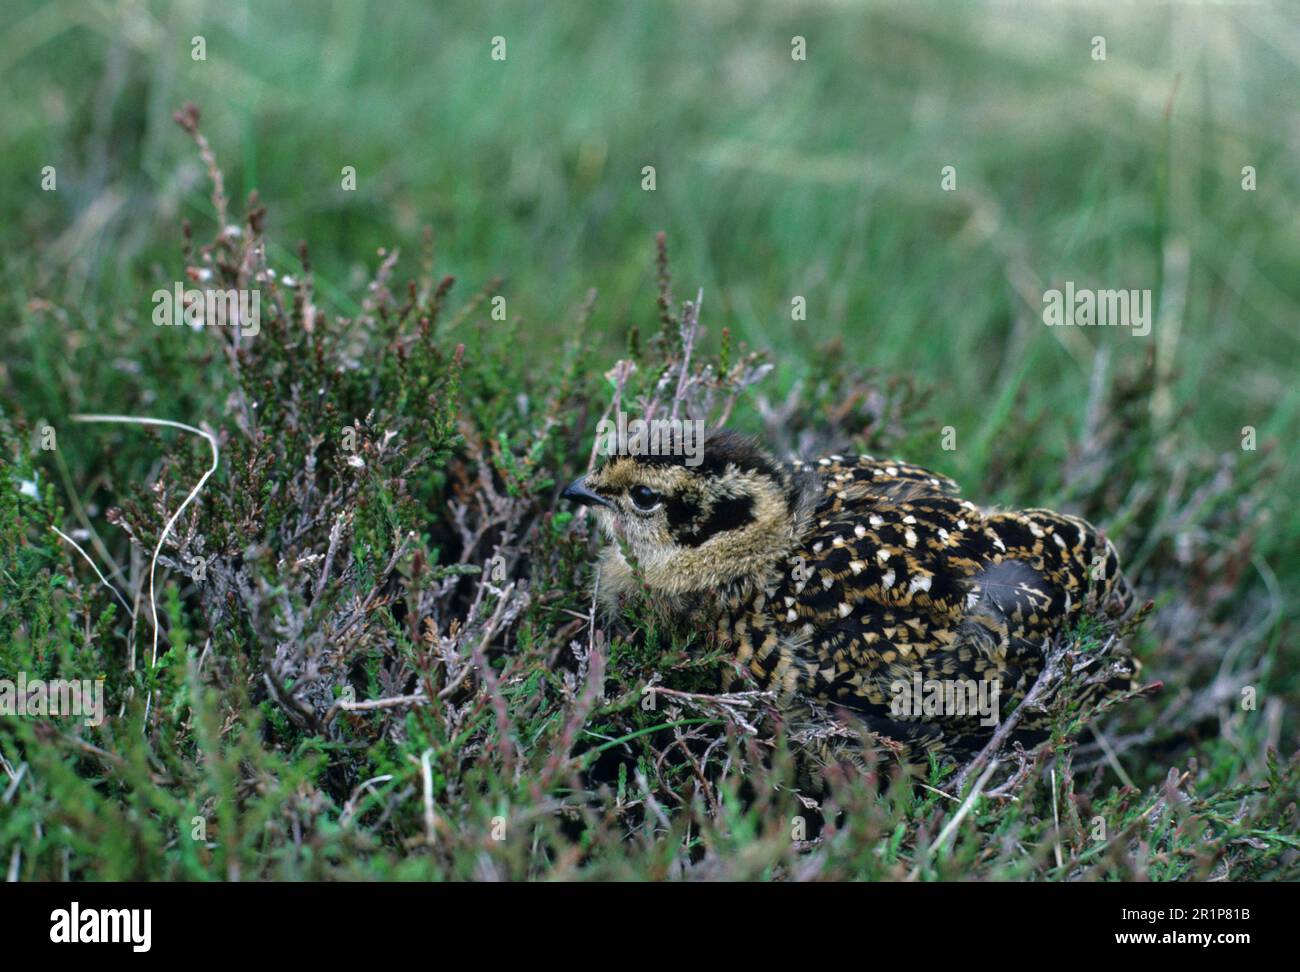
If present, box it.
[3,0,1297,495]
[0,0,1297,878]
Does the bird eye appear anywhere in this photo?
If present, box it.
[628,485,661,511]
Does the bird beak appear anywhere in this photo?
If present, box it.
[562,476,612,509]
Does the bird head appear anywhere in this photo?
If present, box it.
[562,429,811,598]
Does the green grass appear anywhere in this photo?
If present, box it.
[0,0,1296,881]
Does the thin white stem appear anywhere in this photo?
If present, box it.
[421,748,437,844]
[49,525,135,618]
[72,414,220,724]
[908,758,999,881]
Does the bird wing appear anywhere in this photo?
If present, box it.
[738,473,1134,755]
[789,454,962,502]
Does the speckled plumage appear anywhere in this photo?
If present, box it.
[565,431,1138,763]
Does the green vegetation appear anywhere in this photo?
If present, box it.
[1,1,1296,881]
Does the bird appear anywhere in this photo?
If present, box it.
[562,429,1140,766]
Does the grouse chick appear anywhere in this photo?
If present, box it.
[563,430,1139,761]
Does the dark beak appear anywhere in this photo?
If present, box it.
[562,476,612,509]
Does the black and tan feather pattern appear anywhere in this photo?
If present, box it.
[564,430,1139,764]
